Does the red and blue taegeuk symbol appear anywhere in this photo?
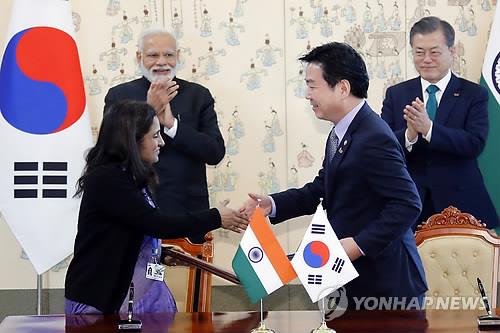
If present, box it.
[0,27,85,134]
[303,241,330,268]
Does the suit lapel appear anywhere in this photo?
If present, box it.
[435,74,461,125]
[326,104,369,189]
[329,133,351,175]
[407,77,423,102]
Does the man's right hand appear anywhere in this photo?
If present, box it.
[404,97,431,136]
[403,101,419,142]
[146,78,179,112]
[240,193,272,218]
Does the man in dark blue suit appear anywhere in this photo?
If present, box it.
[104,28,225,243]
[381,17,498,229]
[242,42,427,309]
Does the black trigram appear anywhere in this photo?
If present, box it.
[311,223,326,234]
[332,257,345,273]
[13,162,68,199]
[307,274,322,285]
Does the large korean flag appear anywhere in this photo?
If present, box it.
[0,0,92,274]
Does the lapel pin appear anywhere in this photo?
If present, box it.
[453,92,460,97]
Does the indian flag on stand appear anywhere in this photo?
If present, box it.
[479,4,500,225]
[232,207,297,303]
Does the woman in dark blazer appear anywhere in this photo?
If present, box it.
[64,101,248,314]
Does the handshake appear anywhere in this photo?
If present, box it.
[216,193,271,234]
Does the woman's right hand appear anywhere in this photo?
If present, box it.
[216,199,249,233]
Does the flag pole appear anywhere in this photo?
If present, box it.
[250,299,275,333]
[260,299,263,323]
[36,273,42,315]
[310,297,336,333]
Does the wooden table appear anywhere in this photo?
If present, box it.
[0,309,498,333]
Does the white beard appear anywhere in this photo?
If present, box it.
[139,61,176,82]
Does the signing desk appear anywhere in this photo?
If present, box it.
[0,310,498,333]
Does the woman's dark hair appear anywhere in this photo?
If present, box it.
[75,101,158,196]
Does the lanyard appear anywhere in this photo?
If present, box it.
[151,238,159,256]
[142,188,160,258]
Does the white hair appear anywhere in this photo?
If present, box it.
[137,27,177,51]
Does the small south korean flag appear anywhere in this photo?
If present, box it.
[291,206,358,302]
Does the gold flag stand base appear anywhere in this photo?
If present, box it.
[250,321,275,333]
[310,320,336,333]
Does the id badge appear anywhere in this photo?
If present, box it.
[146,262,165,281]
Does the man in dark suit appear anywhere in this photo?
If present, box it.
[242,42,427,308]
[381,17,498,229]
[104,28,225,242]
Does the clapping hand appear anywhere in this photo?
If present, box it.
[403,97,431,137]
[147,78,179,128]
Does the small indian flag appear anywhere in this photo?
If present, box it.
[232,207,297,303]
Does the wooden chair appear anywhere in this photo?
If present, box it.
[415,206,500,309]
[161,232,213,312]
